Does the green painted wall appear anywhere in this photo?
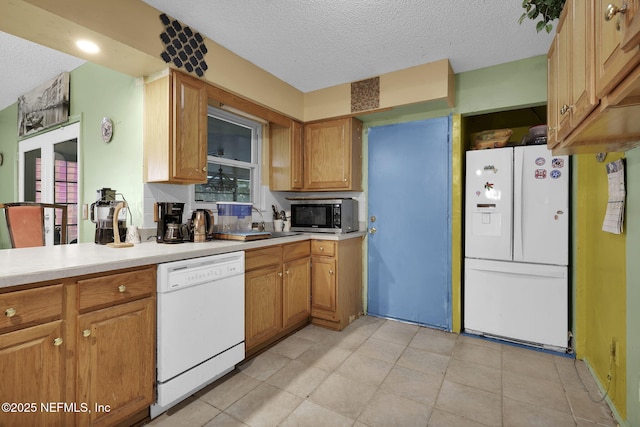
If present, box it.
[626,148,640,427]
[69,62,144,242]
[575,153,627,418]
[0,103,18,202]
[0,62,143,246]
[0,103,18,248]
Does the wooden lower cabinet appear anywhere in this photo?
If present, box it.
[310,256,336,316]
[311,238,363,330]
[245,264,283,350]
[245,241,310,356]
[77,297,155,427]
[0,320,65,427]
[0,265,156,427]
[283,257,311,328]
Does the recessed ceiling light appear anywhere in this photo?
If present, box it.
[76,40,100,54]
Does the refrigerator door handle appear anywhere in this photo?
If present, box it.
[466,265,566,279]
[513,148,524,261]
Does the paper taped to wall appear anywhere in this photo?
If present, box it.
[603,159,626,234]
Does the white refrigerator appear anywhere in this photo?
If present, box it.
[464,145,569,351]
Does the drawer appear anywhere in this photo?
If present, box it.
[283,240,310,262]
[78,267,155,312]
[0,284,63,332]
[246,246,282,271]
[311,240,336,257]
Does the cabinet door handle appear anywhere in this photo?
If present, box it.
[285,270,290,275]
[53,338,63,346]
[82,329,92,338]
[118,285,126,293]
[343,178,348,182]
[202,166,207,172]
[329,270,334,275]
[4,307,16,318]
[560,104,573,115]
[278,272,283,278]
[605,3,627,21]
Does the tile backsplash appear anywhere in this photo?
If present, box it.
[143,183,366,231]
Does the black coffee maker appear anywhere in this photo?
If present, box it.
[155,202,186,243]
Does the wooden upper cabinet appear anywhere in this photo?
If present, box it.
[547,36,560,148]
[304,117,363,191]
[549,0,640,154]
[270,120,304,191]
[570,0,598,128]
[144,70,208,184]
[621,0,640,49]
[548,0,597,145]
[595,0,640,97]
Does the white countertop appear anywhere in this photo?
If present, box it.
[0,232,366,289]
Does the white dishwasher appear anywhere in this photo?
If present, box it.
[151,251,245,419]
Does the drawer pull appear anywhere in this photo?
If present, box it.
[53,338,63,346]
[82,329,92,338]
[320,247,324,252]
[118,285,126,293]
[4,307,16,318]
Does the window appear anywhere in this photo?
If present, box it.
[194,106,262,206]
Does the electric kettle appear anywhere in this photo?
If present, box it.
[190,209,214,242]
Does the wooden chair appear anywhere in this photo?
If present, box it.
[0,202,68,248]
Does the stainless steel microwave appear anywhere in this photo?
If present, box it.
[290,198,359,233]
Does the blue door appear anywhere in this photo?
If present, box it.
[367,116,451,329]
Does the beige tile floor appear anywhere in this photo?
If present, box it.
[146,316,618,427]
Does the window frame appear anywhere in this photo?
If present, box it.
[192,105,262,209]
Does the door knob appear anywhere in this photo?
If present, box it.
[369,227,377,234]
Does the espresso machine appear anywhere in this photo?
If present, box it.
[91,188,127,245]
[155,202,187,243]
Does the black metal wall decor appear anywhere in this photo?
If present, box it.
[159,13,208,77]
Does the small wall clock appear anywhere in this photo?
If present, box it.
[101,117,113,143]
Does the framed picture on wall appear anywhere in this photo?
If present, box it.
[17,72,70,137]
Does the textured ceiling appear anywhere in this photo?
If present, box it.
[0,32,86,111]
[141,0,555,92]
[0,1,555,111]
